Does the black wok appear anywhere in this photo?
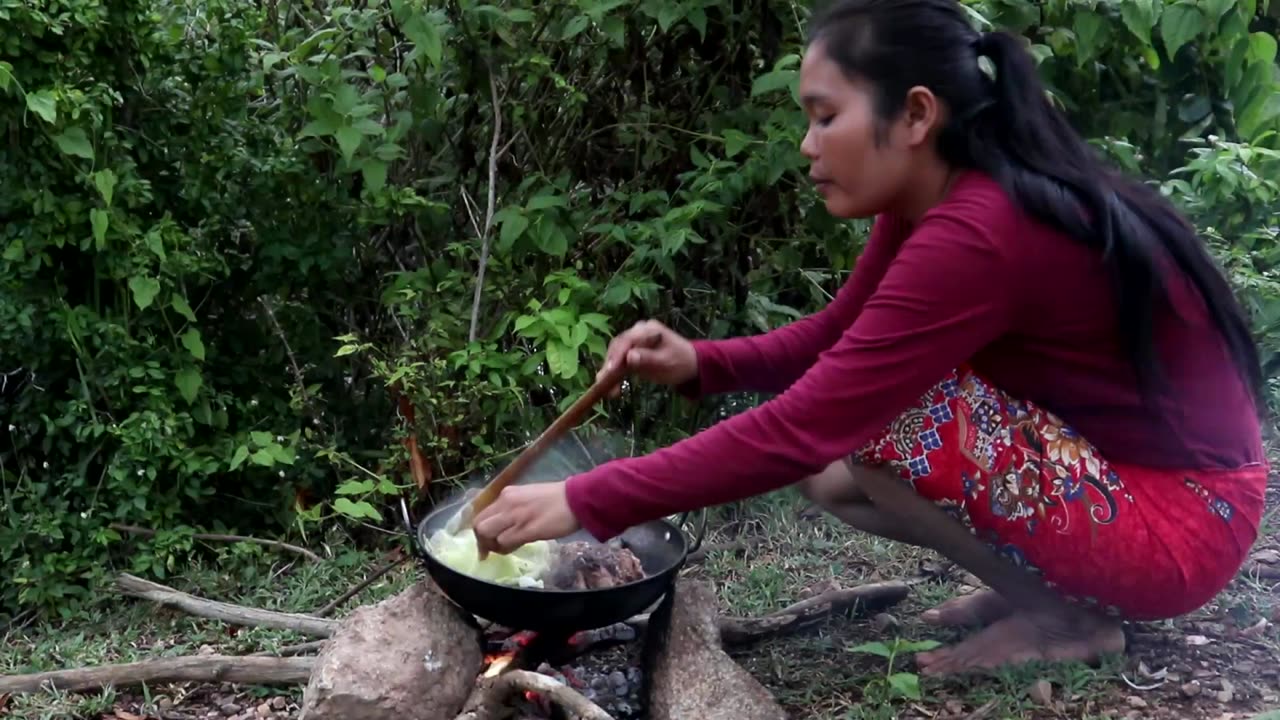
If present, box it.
[402,498,704,634]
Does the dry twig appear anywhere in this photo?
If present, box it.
[314,554,408,617]
[110,523,321,563]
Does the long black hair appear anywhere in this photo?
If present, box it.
[808,0,1264,410]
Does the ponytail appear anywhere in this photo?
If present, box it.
[960,30,1264,408]
[809,1,1264,412]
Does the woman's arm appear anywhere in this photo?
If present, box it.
[682,215,907,397]
[567,205,1017,541]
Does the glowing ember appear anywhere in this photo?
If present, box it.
[483,653,515,678]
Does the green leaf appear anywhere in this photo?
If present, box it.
[362,159,388,193]
[562,14,590,40]
[656,3,684,31]
[229,445,251,471]
[1159,3,1203,59]
[89,209,109,247]
[129,276,161,310]
[1248,31,1278,65]
[335,126,362,163]
[181,329,206,361]
[887,672,922,701]
[536,224,568,256]
[1120,0,1159,44]
[499,210,530,250]
[171,295,197,322]
[53,127,94,160]
[405,13,444,66]
[251,449,276,467]
[1073,12,1108,65]
[2,239,23,262]
[25,90,56,123]
[175,367,203,404]
[300,117,338,138]
[751,69,797,98]
[722,129,751,158]
[337,479,376,495]
[0,61,12,92]
[546,341,580,379]
[251,431,274,446]
[334,497,383,521]
[601,15,625,45]
[687,7,708,39]
[527,194,568,210]
[1202,0,1235,24]
[848,641,893,658]
[335,344,360,357]
[893,639,943,653]
[92,169,117,205]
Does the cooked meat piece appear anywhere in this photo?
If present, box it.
[546,540,646,591]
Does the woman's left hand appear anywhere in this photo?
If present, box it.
[473,480,581,555]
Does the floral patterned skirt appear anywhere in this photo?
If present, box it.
[854,365,1267,621]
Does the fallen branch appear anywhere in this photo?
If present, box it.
[314,554,408,618]
[456,669,613,720]
[0,655,314,694]
[116,574,337,638]
[110,524,321,563]
[250,640,327,657]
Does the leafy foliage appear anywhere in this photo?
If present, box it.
[1,0,1278,617]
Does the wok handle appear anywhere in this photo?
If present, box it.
[677,508,708,556]
[399,497,421,556]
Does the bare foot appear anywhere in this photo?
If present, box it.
[915,610,1125,676]
[920,589,1012,627]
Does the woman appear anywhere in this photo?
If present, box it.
[473,0,1269,675]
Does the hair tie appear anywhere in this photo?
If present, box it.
[972,32,992,57]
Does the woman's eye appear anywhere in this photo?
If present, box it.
[818,115,835,127]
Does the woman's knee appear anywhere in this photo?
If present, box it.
[800,460,870,507]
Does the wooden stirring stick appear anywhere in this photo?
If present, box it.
[446,359,630,541]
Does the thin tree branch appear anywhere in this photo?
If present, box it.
[468,69,504,343]
[110,523,322,563]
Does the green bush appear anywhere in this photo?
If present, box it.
[1,0,1277,618]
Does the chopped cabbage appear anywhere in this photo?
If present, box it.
[427,528,555,588]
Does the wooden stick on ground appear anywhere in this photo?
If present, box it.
[456,669,613,720]
[110,524,321,563]
[116,574,337,638]
[0,656,314,694]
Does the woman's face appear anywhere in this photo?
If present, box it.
[798,41,933,219]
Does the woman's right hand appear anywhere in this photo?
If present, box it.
[598,319,698,396]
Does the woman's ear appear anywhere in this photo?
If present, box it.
[900,85,941,147]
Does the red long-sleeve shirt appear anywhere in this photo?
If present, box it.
[564,171,1264,542]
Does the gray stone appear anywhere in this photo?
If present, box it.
[300,581,482,720]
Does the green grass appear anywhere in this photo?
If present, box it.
[3,484,1277,720]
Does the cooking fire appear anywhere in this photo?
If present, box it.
[480,625,644,719]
